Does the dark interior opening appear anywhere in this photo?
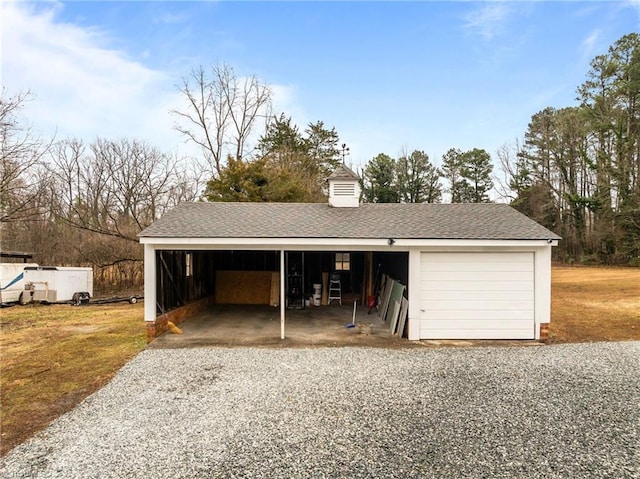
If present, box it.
[155,249,409,314]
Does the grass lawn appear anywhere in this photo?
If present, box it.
[0,303,146,456]
[0,266,638,456]
[550,266,640,343]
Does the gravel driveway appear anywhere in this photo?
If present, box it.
[2,342,639,478]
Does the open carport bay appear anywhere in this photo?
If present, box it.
[2,342,638,479]
[155,249,408,313]
[152,249,410,342]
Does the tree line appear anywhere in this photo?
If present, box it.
[1,33,638,292]
[1,94,204,289]
[360,147,494,204]
[499,33,640,265]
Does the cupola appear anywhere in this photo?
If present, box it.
[327,164,361,208]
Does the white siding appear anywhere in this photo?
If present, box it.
[419,252,535,339]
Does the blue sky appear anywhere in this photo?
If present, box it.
[3,1,639,174]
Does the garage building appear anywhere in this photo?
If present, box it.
[139,165,560,342]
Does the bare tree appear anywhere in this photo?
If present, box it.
[172,63,272,177]
[494,141,528,202]
[0,89,51,224]
[50,138,199,243]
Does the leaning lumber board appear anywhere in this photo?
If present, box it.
[379,276,393,321]
[385,281,405,324]
[397,297,409,338]
[388,300,401,334]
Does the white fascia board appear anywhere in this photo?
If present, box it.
[139,237,557,250]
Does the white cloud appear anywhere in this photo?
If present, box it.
[270,83,308,126]
[463,2,510,41]
[1,1,189,155]
[623,0,640,22]
[1,1,308,163]
[581,29,601,60]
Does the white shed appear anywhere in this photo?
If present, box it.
[139,165,560,342]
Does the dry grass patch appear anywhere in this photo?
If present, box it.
[551,266,640,343]
[0,303,146,456]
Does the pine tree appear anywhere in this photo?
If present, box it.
[460,148,494,203]
[396,150,441,203]
[361,153,399,203]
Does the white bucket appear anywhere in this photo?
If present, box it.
[313,294,321,306]
[313,283,322,295]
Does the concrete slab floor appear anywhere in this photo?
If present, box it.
[148,304,544,349]
[149,304,414,349]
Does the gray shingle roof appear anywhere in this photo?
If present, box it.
[139,202,561,241]
[327,164,360,181]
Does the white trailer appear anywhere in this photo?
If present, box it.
[23,266,93,304]
[0,263,39,304]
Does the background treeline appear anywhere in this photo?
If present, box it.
[1,34,638,292]
[501,33,640,265]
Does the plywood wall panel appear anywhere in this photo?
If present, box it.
[215,271,275,305]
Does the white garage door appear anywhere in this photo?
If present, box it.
[420,252,535,340]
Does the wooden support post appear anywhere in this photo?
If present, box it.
[321,271,329,306]
[366,251,374,300]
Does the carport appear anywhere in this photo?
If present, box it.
[141,240,409,343]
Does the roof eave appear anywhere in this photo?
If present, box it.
[140,236,558,249]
